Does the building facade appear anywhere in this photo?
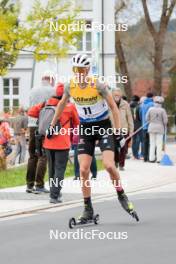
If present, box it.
[0,0,116,112]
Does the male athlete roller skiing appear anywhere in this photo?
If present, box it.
[49,54,139,225]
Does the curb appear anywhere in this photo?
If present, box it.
[1,180,176,219]
[0,193,113,219]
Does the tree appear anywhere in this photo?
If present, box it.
[141,0,176,95]
[164,73,176,132]
[165,74,176,114]
[115,0,132,98]
[0,0,81,77]
[0,0,20,75]
[20,0,81,87]
[115,30,132,98]
[21,0,81,61]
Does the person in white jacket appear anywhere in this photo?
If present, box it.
[146,96,168,163]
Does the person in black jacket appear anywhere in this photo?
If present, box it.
[130,95,143,159]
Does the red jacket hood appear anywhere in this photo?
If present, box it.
[46,97,60,106]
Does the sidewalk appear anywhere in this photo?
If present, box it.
[0,144,175,217]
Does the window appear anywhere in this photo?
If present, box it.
[13,79,19,95]
[77,36,83,51]
[13,99,19,108]
[3,79,10,95]
[3,99,10,112]
[75,21,92,52]
[86,31,92,51]
[3,78,20,112]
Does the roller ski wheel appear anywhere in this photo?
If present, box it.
[131,210,139,222]
[118,194,139,222]
[93,214,100,225]
[77,213,100,226]
[68,212,100,229]
[69,217,76,229]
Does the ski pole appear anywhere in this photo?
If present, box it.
[125,121,149,142]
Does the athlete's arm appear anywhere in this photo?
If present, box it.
[105,93,121,129]
[96,80,121,129]
[51,83,70,127]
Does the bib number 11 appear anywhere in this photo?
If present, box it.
[83,107,92,115]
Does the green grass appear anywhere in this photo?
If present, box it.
[0,159,104,189]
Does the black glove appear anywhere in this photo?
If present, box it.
[46,122,62,139]
[114,132,126,149]
[46,125,55,139]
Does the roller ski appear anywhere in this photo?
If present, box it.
[69,206,99,229]
[118,193,139,222]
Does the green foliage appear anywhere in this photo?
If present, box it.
[165,74,176,115]
[0,0,81,74]
[0,0,20,75]
[21,0,82,61]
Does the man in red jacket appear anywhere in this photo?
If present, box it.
[28,84,79,203]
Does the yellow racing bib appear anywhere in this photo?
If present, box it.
[70,77,109,122]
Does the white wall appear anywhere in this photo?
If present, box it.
[0,0,116,111]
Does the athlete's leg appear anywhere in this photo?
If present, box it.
[77,138,95,220]
[102,150,121,189]
[78,154,92,197]
[99,134,122,190]
[102,150,136,213]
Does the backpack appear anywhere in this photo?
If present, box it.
[38,105,56,136]
[37,104,70,137]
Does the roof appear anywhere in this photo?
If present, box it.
[132,79,170,97]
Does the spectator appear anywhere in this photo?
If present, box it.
[26,73,56,193]
[72,134,97,180]
[0,119,11,170]
[112,88,134,170]
[140,92,154,162]
[130,95,143,159]
[146,96,168,163]
[9,107,28,165]
[28,84,80,203]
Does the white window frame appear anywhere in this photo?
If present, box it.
[3,78,20,111]
[69,21,92,54]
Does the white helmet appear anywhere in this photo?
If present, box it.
[72,54,91,67]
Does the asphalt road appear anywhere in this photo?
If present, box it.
[0,191,176,264]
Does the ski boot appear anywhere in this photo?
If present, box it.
[69,206,99,228]
[118,193,139,222]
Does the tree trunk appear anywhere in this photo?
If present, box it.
[141,0,176,96]
[154,43,162,95]
[154,34,164,95]
[115,31,132,99]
